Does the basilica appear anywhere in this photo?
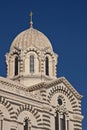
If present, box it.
[0,14,83,130]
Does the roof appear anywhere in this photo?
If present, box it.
[10,28,53,51]
[0,76,82,100]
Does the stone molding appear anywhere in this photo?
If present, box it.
[0,76,82,100]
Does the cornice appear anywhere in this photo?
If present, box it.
[27,77,83,100]
[27,82,46,92]
[0,76,41,101]
[0,76,26,91]
[0,76,82,100]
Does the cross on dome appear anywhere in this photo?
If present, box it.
[29,11,33,28]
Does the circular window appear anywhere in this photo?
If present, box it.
[58,98,62,105]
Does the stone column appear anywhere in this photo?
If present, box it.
[0,119,1,130]
[59,113,62,130]
[0,116,3,130]
[67,119,69,130]
[28,120,31,130]
[65,117,67,130]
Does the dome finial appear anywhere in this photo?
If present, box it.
[29,11,33,28]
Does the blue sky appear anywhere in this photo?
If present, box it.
[0,0,87,129]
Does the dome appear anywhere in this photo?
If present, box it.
[10,28,53,51]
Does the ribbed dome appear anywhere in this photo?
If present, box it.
[10,28,53,51]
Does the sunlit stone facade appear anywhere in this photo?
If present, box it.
[0,20,83,130]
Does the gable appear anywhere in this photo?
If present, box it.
[46,77,82,114]
[46,77,82,100]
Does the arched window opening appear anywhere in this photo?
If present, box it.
[30,55,34,73]
[24,119,28,130]
[45,57,49,76]
[55,111,59,130]
[60,114,65,130]
[55,111,66,130]
[24,119,31,130]
[15,56,18,76]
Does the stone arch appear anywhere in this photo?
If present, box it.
[24,47,40,57]
[24,50,40,74]
[44,53,53,77]
[48,85,78,112]
[0,96,13,119]
[0,96,16,119]
[11,51,19,56]
[17,104,41,125]
[44,50,57,77]
[0,104,10,119]
[44,49,57,60]
[6,50,20,78]
[0,96,13,114]
[9,48,20,59]
[44,51,55,63]
[44,48,51,55]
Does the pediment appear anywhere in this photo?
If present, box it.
[46,77,82,100]
[27,77,82,100]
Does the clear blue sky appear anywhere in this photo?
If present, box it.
[0,0,87,129]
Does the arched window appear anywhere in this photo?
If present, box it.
[55,111,66,130]
[60,114,65,130]
[24,119,31,130]
[55,111,59,130]
[24,119,28,130]
[30,55,34,73]
[45,57,49,76]
[15,56,18,76]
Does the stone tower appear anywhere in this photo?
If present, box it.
[6,26,57,87]
[0,14,83,130]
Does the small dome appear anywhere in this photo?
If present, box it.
[10,28,53,51]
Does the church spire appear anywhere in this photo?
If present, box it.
[29,11,33,28]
